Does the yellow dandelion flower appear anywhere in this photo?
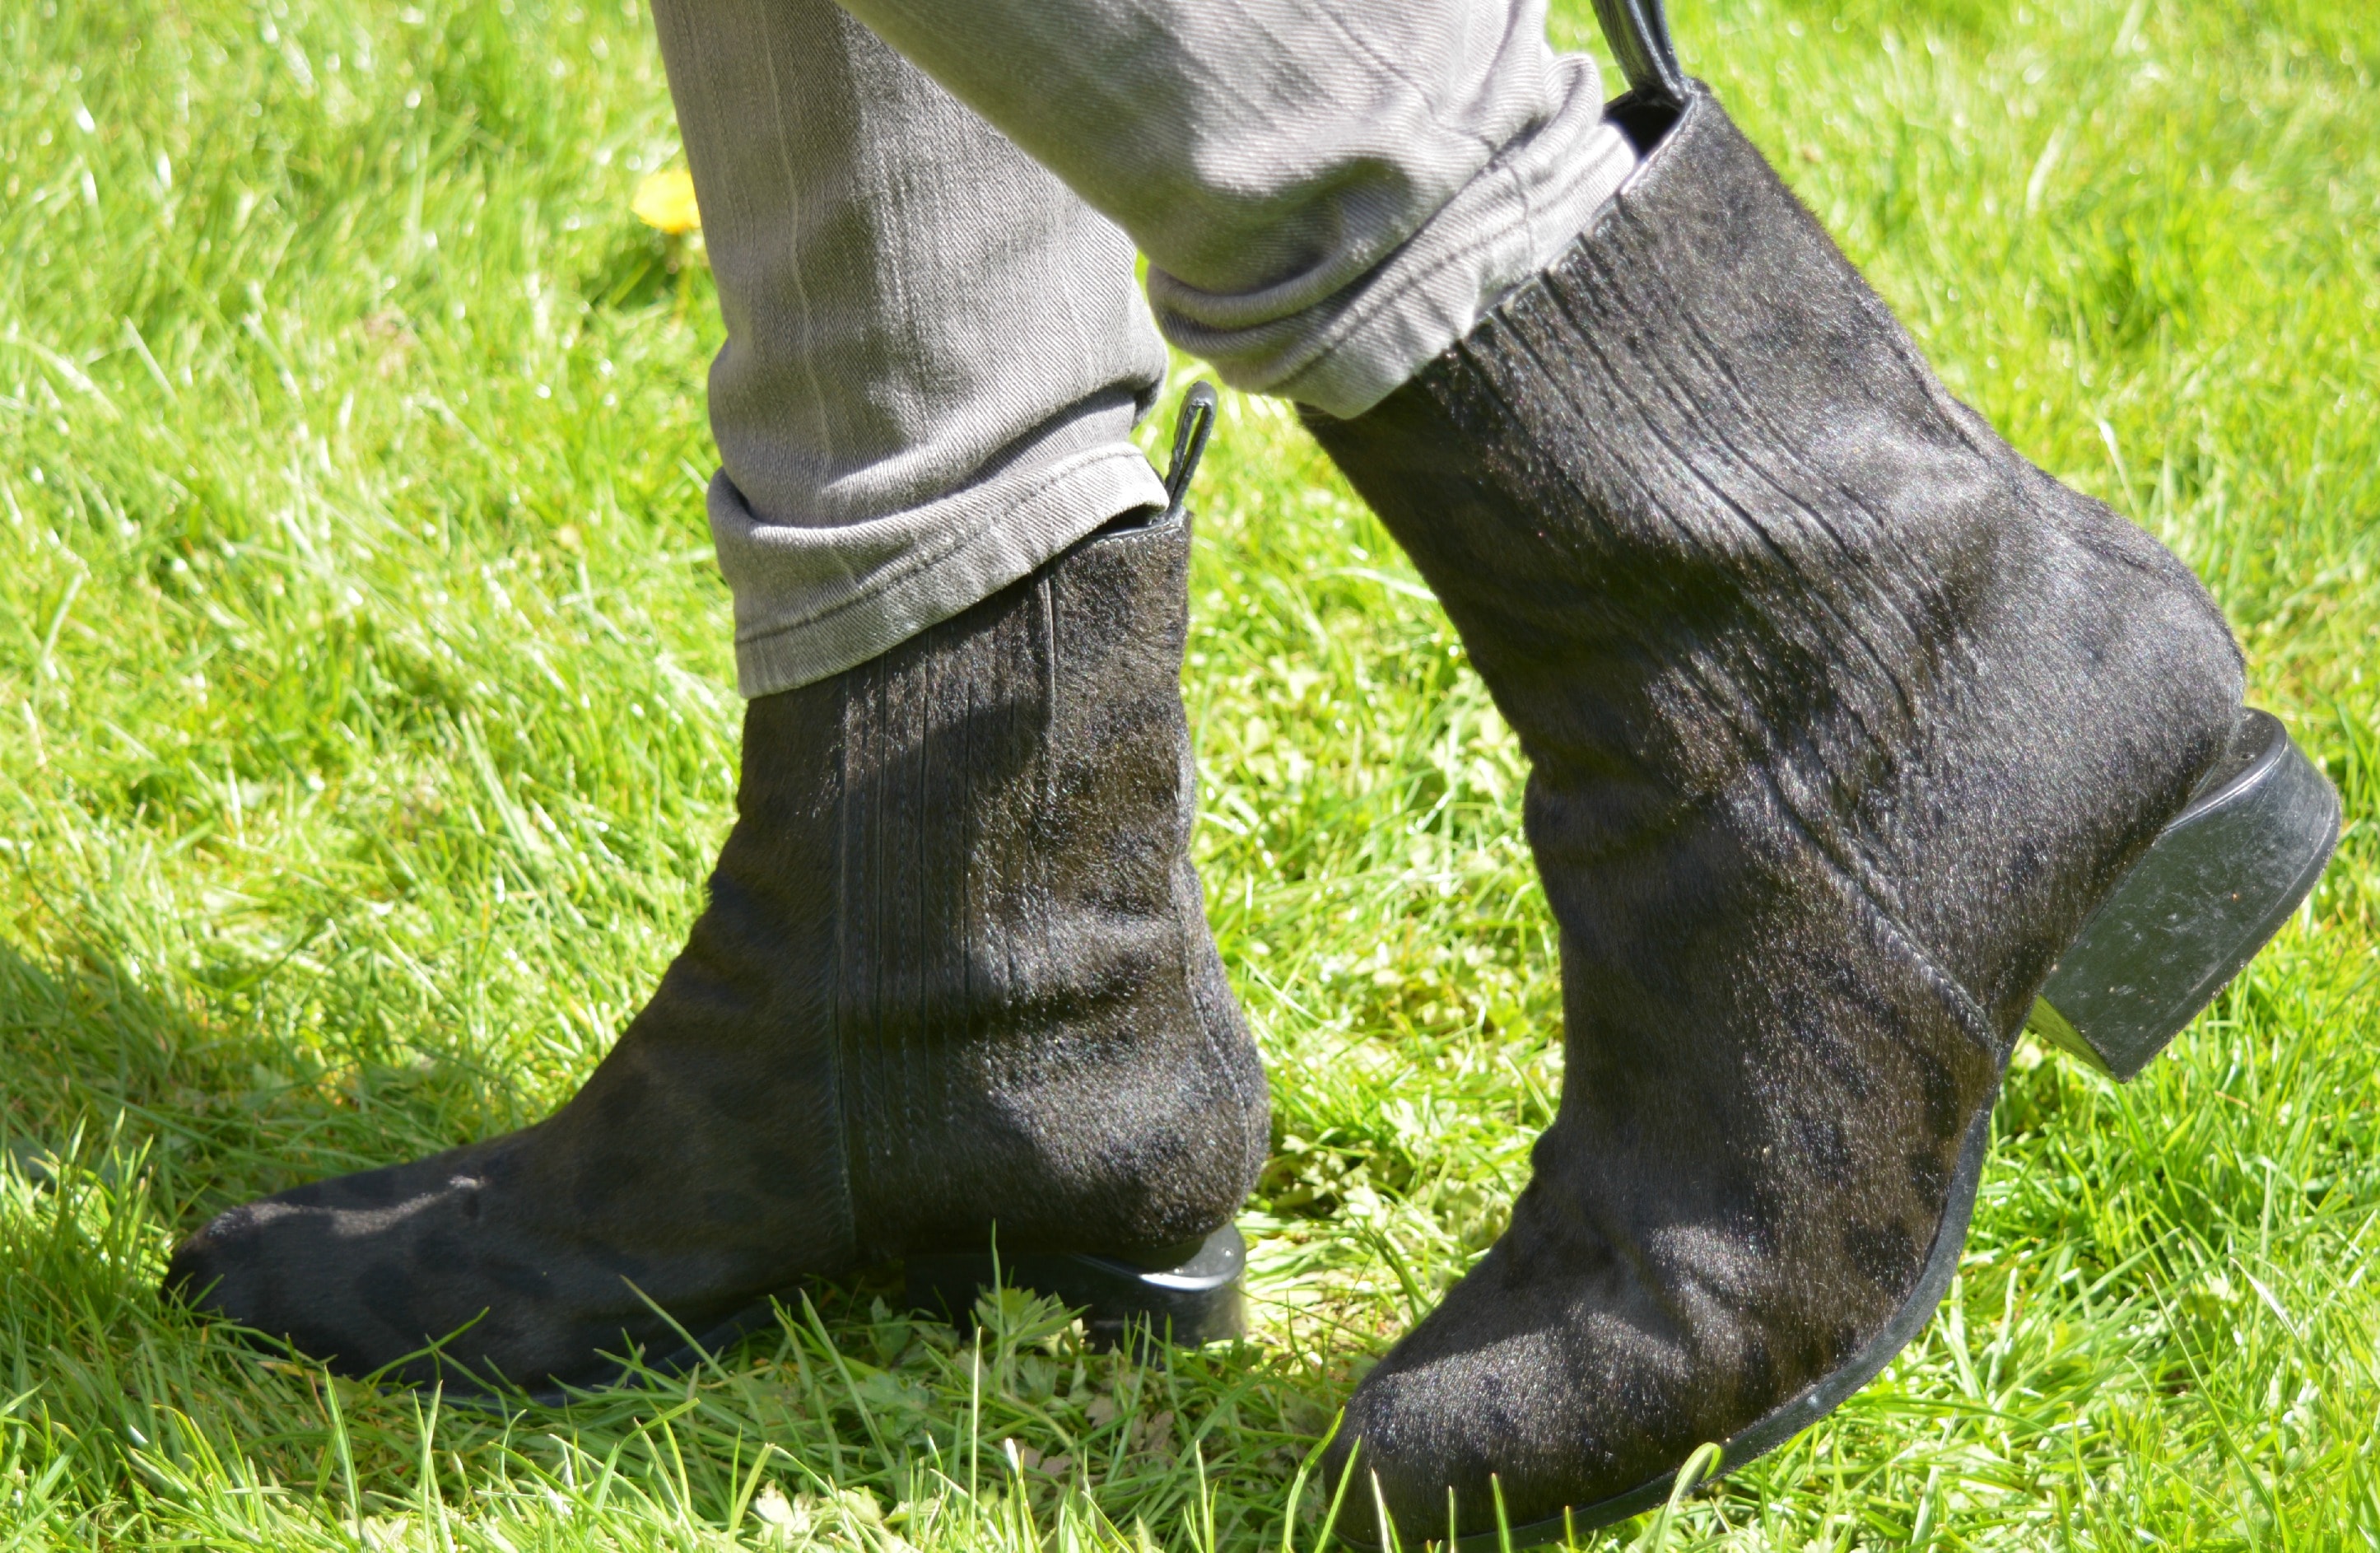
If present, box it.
[633,166,701,235]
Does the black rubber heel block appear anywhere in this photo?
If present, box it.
[2028,707,2340,1080]
[904,1224,1246,1351]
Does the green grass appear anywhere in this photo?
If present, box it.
[1,0,2375,1544]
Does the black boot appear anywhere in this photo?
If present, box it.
[165,396,1269,1397]
[1301,66,2337,1547]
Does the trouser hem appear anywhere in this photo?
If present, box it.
[1264,117,1637,415]
[1148,60,1637,418]
[720,445,1170,699]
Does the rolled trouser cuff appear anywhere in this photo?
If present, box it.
[714,390,1169,698]
[1144,57,1636,419]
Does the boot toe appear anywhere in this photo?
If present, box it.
[1325,1226,1771,1545]
[164,1193,412,1375]
[163,1202,272,1317]
[160,1151,767,1391]
[161,1152,543,1381]
[1329,1297,1618,1542]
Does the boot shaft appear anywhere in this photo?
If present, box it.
[668,498,1267,1263]
[1308,87,2245,1039]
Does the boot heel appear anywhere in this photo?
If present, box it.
[2028,708,2339,1080]
[904,1224,1246,1351]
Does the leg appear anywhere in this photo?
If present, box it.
[656,0,1171,696]
[161,0,1269,1392]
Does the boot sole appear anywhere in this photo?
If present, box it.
[1450,708,2336,1549]
[454,1226,1247,1411]
[904,1223,1248,1352]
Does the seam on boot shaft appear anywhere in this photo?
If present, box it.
[814,503,1265,1262]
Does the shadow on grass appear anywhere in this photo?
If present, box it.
[0,933,536,1231]
[0,936,1340,1550]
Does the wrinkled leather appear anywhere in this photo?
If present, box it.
[165,505,1268,1392]
[1302,86,2245,1539]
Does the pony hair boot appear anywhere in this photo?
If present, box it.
[165,394,1269,1397]
[1301,74,2336,1548]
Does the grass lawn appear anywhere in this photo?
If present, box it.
[2,0,2376,1544]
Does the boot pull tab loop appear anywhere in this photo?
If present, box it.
[1163,381,1218,517]
[1592,0,1687,110]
